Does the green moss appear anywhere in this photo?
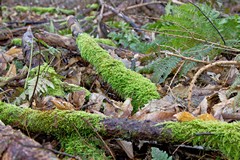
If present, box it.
[0,101,105,137]
[94,38,116,47]
[58,8,75,15]
[11,38,22,46]
[86,3,99,9]
[165,120,240,160]
[14,6,74,15]
[0,101,107,158]
[63,82,91,98]
[76,33,160,111]
[61,135,109,159]
[28,63,90,97]
[15,6,55,14]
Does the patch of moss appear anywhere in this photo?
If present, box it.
[0,101,107,158]
[61,135,109,159]
[58,8,75,15]
[86,3,99,10]
[165,120,240,160]
[28,63,90,97]
[76,33,160,112]
[94,38,116,47]
[14,6,74,15]
[11,38,22,46]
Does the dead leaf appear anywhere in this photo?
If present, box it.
[197,113,217,121]
[5,64,17,77]
[51,98,75,110]
[174,112,196,122]
[118,98,133,118]
[87,93,105,111]
[116,140,134,159]
[68,90,86,108]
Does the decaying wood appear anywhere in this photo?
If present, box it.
[0,121,58,160]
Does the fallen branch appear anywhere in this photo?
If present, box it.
[0,101,240,159]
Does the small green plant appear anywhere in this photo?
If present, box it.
[151,147,172,160]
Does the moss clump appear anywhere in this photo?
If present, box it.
[15,6,74,15]
[61,135,109,159]
[77,33,160,111]
[94,38,116,47]
[11,38,22,46]
[29,63,65,97]
[0,101,104,135]
[165,120,240,160]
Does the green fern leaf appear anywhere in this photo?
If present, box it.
[151,147,172,160]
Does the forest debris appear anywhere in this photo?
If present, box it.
[0,120,58,160]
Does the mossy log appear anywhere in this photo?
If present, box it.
[15,6,75,15]
[67,16,160,111]
[0,101,240,159]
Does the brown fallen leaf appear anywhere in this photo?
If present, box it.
[5,63,17,77]
[51,98,75,110]
[175,112,217,122]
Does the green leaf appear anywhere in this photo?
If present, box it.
[151,147,172,160]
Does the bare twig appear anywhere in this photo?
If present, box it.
[98,0,143,36]
[158,50,209,64]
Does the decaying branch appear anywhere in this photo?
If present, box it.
[0,101,240,159]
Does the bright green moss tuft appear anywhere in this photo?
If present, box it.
[77,33,160,112]
[15,6,74,15]
[165,120,240,160]
[94,38,116,47]
[11,38,22,46]
[60,135,109,159]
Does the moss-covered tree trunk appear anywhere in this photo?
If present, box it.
[0,101,240,160]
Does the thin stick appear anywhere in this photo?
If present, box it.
[158,50,209,64]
